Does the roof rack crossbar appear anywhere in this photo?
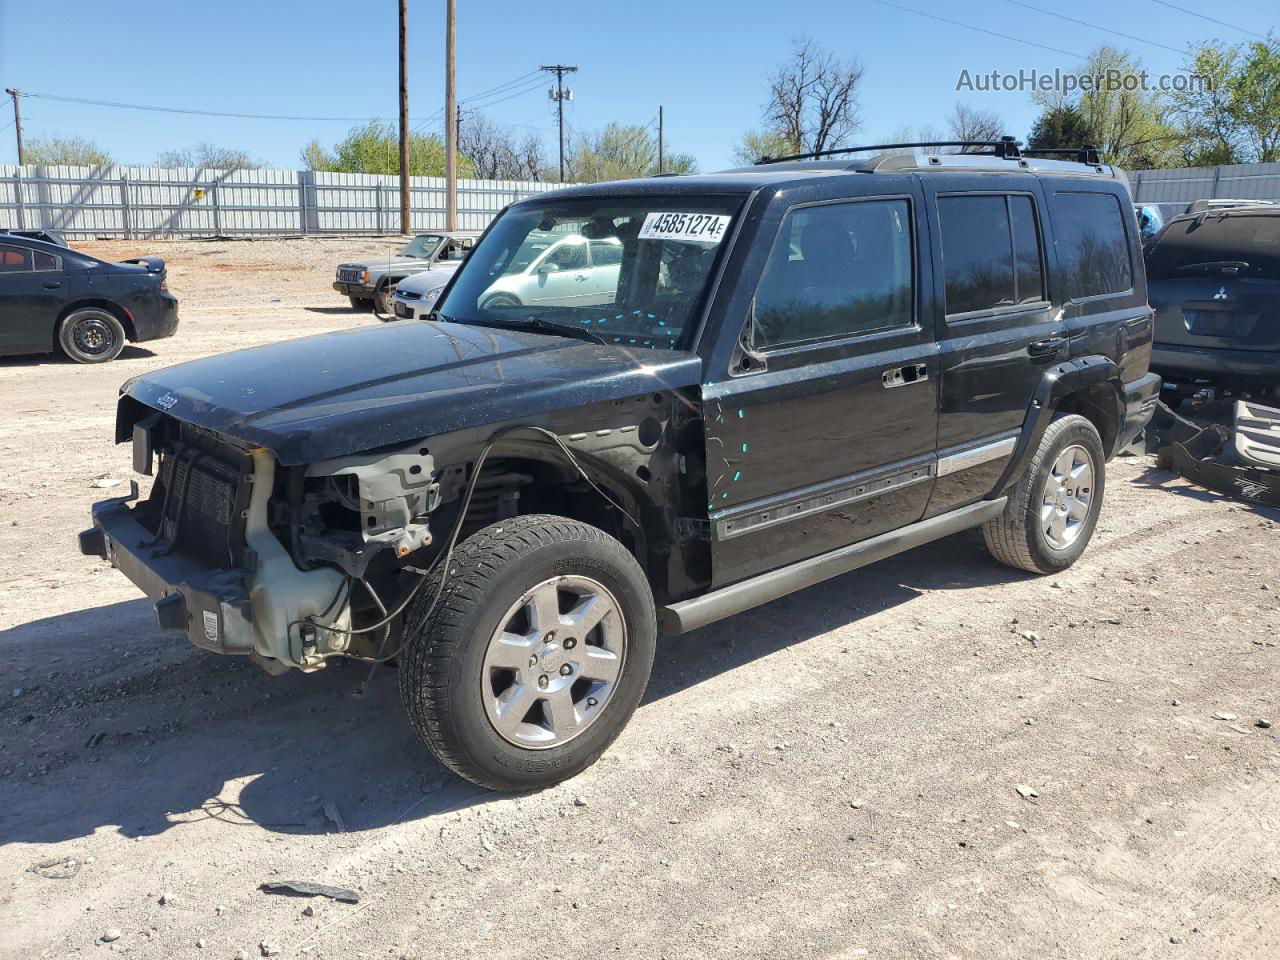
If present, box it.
[757,136,1024,165]
[1020,144,1102,165]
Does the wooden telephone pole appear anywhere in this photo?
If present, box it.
[4,89,23,165]
[444,0,458,231]
[398,0,411,234]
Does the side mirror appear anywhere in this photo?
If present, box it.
[536,262,560,275]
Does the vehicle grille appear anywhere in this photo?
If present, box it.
[338,267,363,283]
[397,289,422,300]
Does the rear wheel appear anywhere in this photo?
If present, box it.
[481,293,521,309]
[983,414,1106,574]
[399,515,656,791]
[58,308,126,364]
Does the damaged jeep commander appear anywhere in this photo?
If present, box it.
[81,139,1161,790]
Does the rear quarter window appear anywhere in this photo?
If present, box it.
[1052,191,1134,300]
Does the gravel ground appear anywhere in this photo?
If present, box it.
[0,238,1277,960]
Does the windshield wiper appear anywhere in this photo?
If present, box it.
[497,315,607,345]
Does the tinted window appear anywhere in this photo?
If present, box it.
[939,196,1016,314]
[0,244,33,272]
[754,199,914,348]
[1053,192,1134,299]
[1010,196,1045,303]
[1145,213,1280,281]
[33,251,59,272]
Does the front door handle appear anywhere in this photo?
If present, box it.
[43,281,62,289]
[1028,337,1066,361]
[882,363,928,388]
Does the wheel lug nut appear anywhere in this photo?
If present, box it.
[538,675,549,689]
[528,655,538,667]
[587,697,598,707]
[559,664,572,676]
[563,637,577,649]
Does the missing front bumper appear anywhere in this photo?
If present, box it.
[79,483,255,655]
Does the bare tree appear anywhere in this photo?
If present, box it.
[459,113,548,180]
[948,103,1005,152]
[764,38,864,155]
[157,143,260,169]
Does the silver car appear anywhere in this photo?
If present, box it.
[479,234,622,308]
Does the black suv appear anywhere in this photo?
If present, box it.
[81,139,1159,790]
[1146,201,1280,404]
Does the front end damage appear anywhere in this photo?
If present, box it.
[80,388,704,674]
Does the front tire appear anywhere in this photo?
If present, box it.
[374,284,395,317]
[399,515,656,791]
[58,308,126,364]
[983,414,1106,574]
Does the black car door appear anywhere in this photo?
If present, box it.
[0,241,66,355]
[700,185,940,587]
[923,181,1066,517]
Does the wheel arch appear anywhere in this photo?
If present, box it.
[59,299,136,341]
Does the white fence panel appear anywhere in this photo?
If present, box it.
[0,164,558,238]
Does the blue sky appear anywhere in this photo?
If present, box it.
[0,0,1275,172]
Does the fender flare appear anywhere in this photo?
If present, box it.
[990,355,1124,495]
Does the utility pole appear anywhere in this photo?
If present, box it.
[541,64,577,182]
[4,89,22,166]
[398,0,411,235]
[444,0,458,231]
[657,105,664,175]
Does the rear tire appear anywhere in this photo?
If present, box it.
[399,515,656,791]
[481,293,521,309]
[983,414,1106,574]
[58,308,126,364]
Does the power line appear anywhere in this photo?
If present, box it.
[1147,0,1272,40]
[463,76,548,112]
[17,91,410,123]
[1004,0,1188,55]
[460,69,543,104]
[870,0,1087,59]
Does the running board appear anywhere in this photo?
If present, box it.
[658,498,1008,635]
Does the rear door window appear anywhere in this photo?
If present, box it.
[1145,213,1280,281]
[938,194,1046,316]
[0,244,33,272]
[1052,191,1134,299]
[753,197,915,348]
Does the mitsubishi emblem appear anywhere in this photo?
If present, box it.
[1213,286,1229,301]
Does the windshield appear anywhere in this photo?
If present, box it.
[1146,214,1280,281]
[436,196,742,350]
[400,235,446,260]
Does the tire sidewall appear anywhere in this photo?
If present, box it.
[428,529,655,789]
[59,308,126,364]
[1026,418,1106,572]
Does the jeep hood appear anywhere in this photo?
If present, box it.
[120,321,702,464]
[340,257,446,274]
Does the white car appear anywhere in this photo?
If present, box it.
[389,268,455,321]
[391,233,623,321]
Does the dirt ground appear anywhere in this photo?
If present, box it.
[0,238,1277,960]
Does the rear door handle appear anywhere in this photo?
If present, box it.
[1028,337,1066,361]
[882,363,928,388]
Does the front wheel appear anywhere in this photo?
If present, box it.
[58,308,126,364]
[374,284,396,317]
[399,515,656,791]
[983,414,1106,574]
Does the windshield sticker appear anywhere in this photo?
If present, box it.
[638,212,733,244]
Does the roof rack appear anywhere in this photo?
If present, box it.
[1021,145,1102,165]
[757,136,1025,165]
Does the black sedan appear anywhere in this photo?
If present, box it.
[0,233,179,363]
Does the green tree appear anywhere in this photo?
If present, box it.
[1033,46,1179,167]
[24,136,111,166]
[731,129,798,166]
[566,123,697,182]
[1230,38,1280,162]
[1027,104,1095,151]
[302,120,473,177]
[1167,41,1242,165]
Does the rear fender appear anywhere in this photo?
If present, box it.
[992,355,1123,494]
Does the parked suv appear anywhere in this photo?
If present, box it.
[1146,202,1280,404]
[333,232,476,314]
[82,139,1158,791]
